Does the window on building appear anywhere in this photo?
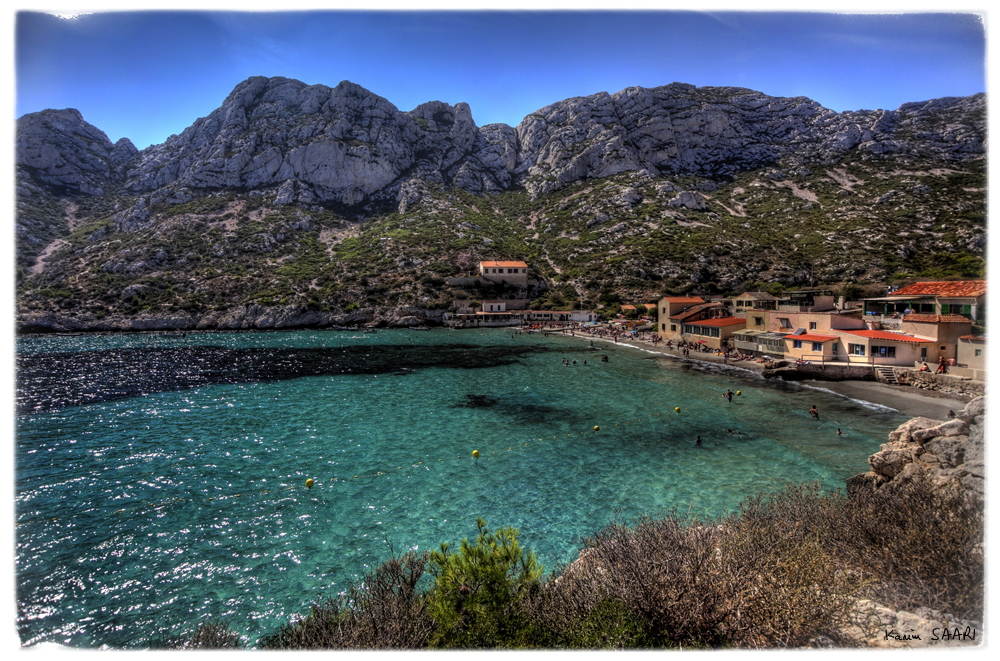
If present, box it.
[793,340,802,349]
[921,347,928,359]
[812,342,823,352]
[809,322,817,330]
[832,344,838,355]
[670,324,676,331]
[661,323,666,331]
[940,346,946,351]
[754,316,763,326]
[940,304,950,314]
[849,344,866,356]
[872,345,896,358]
[962,304,972,316]
[778,318,791,329]
[975,349,982,357]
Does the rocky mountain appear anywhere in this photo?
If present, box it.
[15,76,987,332]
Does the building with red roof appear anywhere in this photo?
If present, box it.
[834,329,935,366]
[678,316,746,350]
[862,280,986,321]
[899,314,974,362]
[479,260,529,287]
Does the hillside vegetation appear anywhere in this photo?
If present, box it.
[16,157,986,329]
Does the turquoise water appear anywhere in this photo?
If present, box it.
[15,329,908,647]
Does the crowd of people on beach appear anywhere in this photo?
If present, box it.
[556,323,776,366]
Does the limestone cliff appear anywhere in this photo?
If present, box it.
[847,396,984,501]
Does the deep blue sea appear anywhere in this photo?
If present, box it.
[15,329,909,647]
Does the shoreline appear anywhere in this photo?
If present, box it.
[546,327,970,421]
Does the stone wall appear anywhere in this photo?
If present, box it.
[762,364,876,381]
[892,369,985,398]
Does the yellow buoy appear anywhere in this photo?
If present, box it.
[472,450,480,458]
[675,407,681,413]
[594,426,600,431]
[305,478,314,489]
[736,390,742,396]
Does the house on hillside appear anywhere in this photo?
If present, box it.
[479,260,529,287]
[862,280,986,321]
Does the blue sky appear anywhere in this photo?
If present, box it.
[13,8,988,151]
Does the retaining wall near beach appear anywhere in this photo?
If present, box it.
[892,369,986,398]
[761,364,876,381]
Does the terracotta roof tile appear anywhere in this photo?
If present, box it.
[480,260,528,268]
[902,314,973,323]
[959,335,986,342]
[890,280,986,298]
[660,296,705,304]
[669,302,722,321]
[841,330,933,343]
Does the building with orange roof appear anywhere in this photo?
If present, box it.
[679,316,746,350]
[479,260,529,287]
[862,280,985,321]
[659,301,730,341]
[900,314,974,362]
[657,296,705,320]
[835,329,935,366]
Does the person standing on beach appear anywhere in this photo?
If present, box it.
[809,405,819,419]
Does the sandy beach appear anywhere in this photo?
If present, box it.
[550,327,971,421]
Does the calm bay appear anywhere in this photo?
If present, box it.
[15,328,909,647]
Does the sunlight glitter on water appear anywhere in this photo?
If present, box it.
[16,328,909,647]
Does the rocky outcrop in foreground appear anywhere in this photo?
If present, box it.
[847,396,984,501]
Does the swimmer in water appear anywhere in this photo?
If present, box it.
[809,405,819,419]
[696,435,702,446]
[837,428,842,435]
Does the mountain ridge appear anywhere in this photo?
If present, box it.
[15,76,987,332]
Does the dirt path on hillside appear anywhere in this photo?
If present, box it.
[773,180,819,203]
[29,200,80,277]
[825,168,865,192]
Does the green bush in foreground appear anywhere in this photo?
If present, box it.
[427,517,542,648]
[178,475,982,650]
